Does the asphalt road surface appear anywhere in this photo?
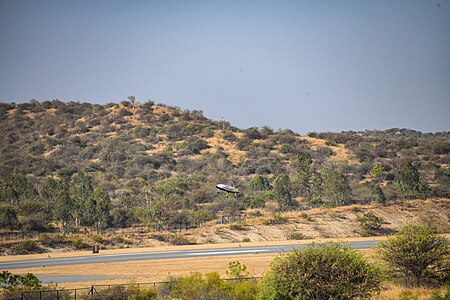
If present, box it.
[0,241,378,271]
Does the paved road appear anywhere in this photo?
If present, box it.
[0,241,378,270]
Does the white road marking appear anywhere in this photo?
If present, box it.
[186,249,270,256]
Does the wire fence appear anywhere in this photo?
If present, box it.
[0,213,249,242]
[7,277,261,300]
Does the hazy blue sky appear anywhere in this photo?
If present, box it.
[1,0,449,133]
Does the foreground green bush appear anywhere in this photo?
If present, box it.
[82,284,156,300]
[161,272,257,300]
[257,243,384,300]
[378,223,450,287]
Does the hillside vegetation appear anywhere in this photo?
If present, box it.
[0,100,449,236]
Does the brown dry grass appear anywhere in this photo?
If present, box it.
[8,248,376,288]
[299,136,359,164]
[204,131,246,164]
[10,254,275,288]
[378,284,444,300]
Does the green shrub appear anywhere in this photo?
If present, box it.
[232,280,259,300]
[377,223,450,287]
[163,272,257,300]
[15,240,38,252]
[357,212,384,236]
[229,221,248,231]
[169,272,232,299]
[261,213,288,225]
[0,271,41,291]
[242,237,251,243]
[91,234,104,243]
[288,232,305,240]
[226,261,250,279]
[38,234,68,247]
[257,243,384,300]
[127,284,157,300]
[169,234,196,245]
[112,235,132,245]
[71,238,90,250]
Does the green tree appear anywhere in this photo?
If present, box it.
[247,175,271,192]
[372,184,387,203]
[18,199,51,231]
[0,174,38,205]
[42,177,72,231]
[257,243,384,299]
[69,172,93,227]
[92,187,111,228]
[320,167,352,206]
[395,161,425,198]
[0,204,19,230]
[292,152,322,203]
[273,174,296,211]
[247,175,272,208]
[377,223,450,287]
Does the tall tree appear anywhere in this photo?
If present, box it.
[92,187,111,229]
[372,184,386,204]
[0,204,19,230]
[320,167,351,206]
[273,174,296,211]
[292,152,322,203]
[395,161,424,198]
[69,172,93,227]
[247,174,271,191]
[0,174,38,205]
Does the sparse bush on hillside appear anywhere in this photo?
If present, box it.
[288,232,306,240]
[262,213,288,225]
[357,212,384,236]
[15,240,40,253]
[229,220,248,230]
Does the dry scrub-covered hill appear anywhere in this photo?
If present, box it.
[0,100,449,236]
